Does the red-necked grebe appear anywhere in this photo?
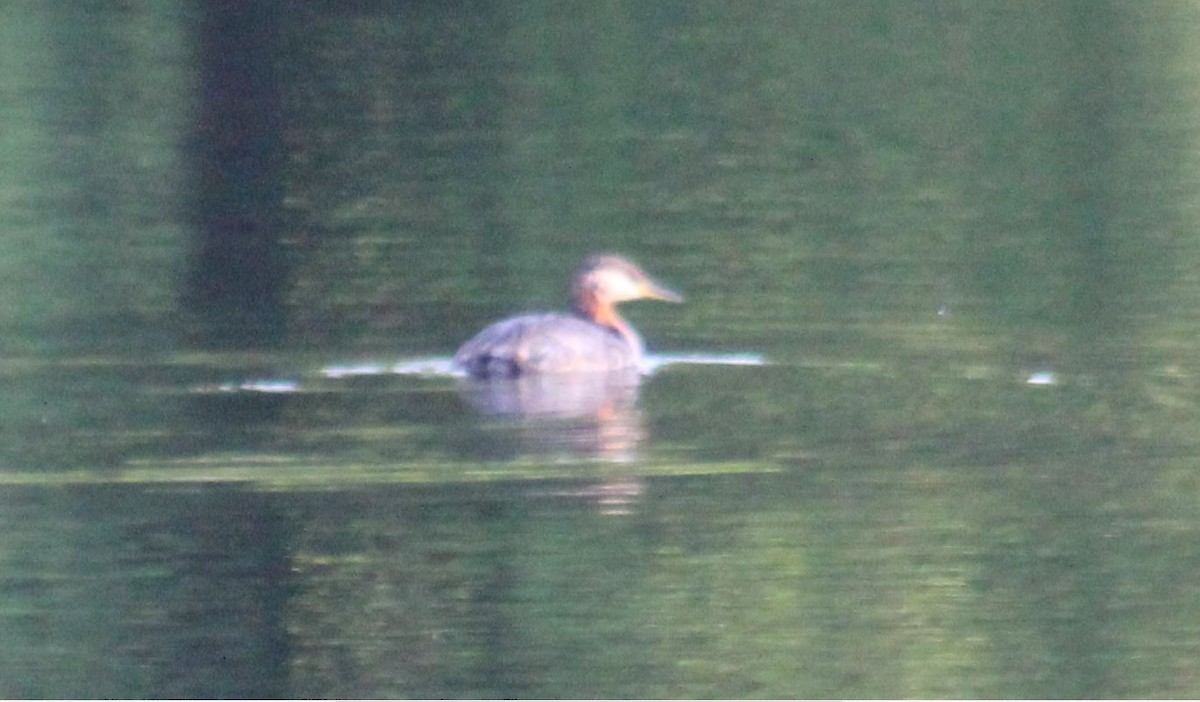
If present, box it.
[454,255,683,378]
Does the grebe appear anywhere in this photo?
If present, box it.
[454,255,682,378]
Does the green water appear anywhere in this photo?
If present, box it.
[5,1,1200,698]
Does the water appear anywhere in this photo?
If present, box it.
[6,1,1200,698]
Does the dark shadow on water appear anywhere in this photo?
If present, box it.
[183,0,288,347]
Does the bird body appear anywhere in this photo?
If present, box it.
[454,255,681,378]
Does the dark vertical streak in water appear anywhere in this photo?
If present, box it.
[146,489,295,699]
[184,0,287,347]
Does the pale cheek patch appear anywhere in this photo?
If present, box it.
[592,270,642,301]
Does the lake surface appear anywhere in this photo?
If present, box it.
[6,1,1200,698]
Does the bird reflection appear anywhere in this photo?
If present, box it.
[456,366,645,462]
[456,366,650,514]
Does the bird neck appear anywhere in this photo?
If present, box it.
[573,290,637,348]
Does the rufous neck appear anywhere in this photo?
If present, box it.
[573,290,633,343]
